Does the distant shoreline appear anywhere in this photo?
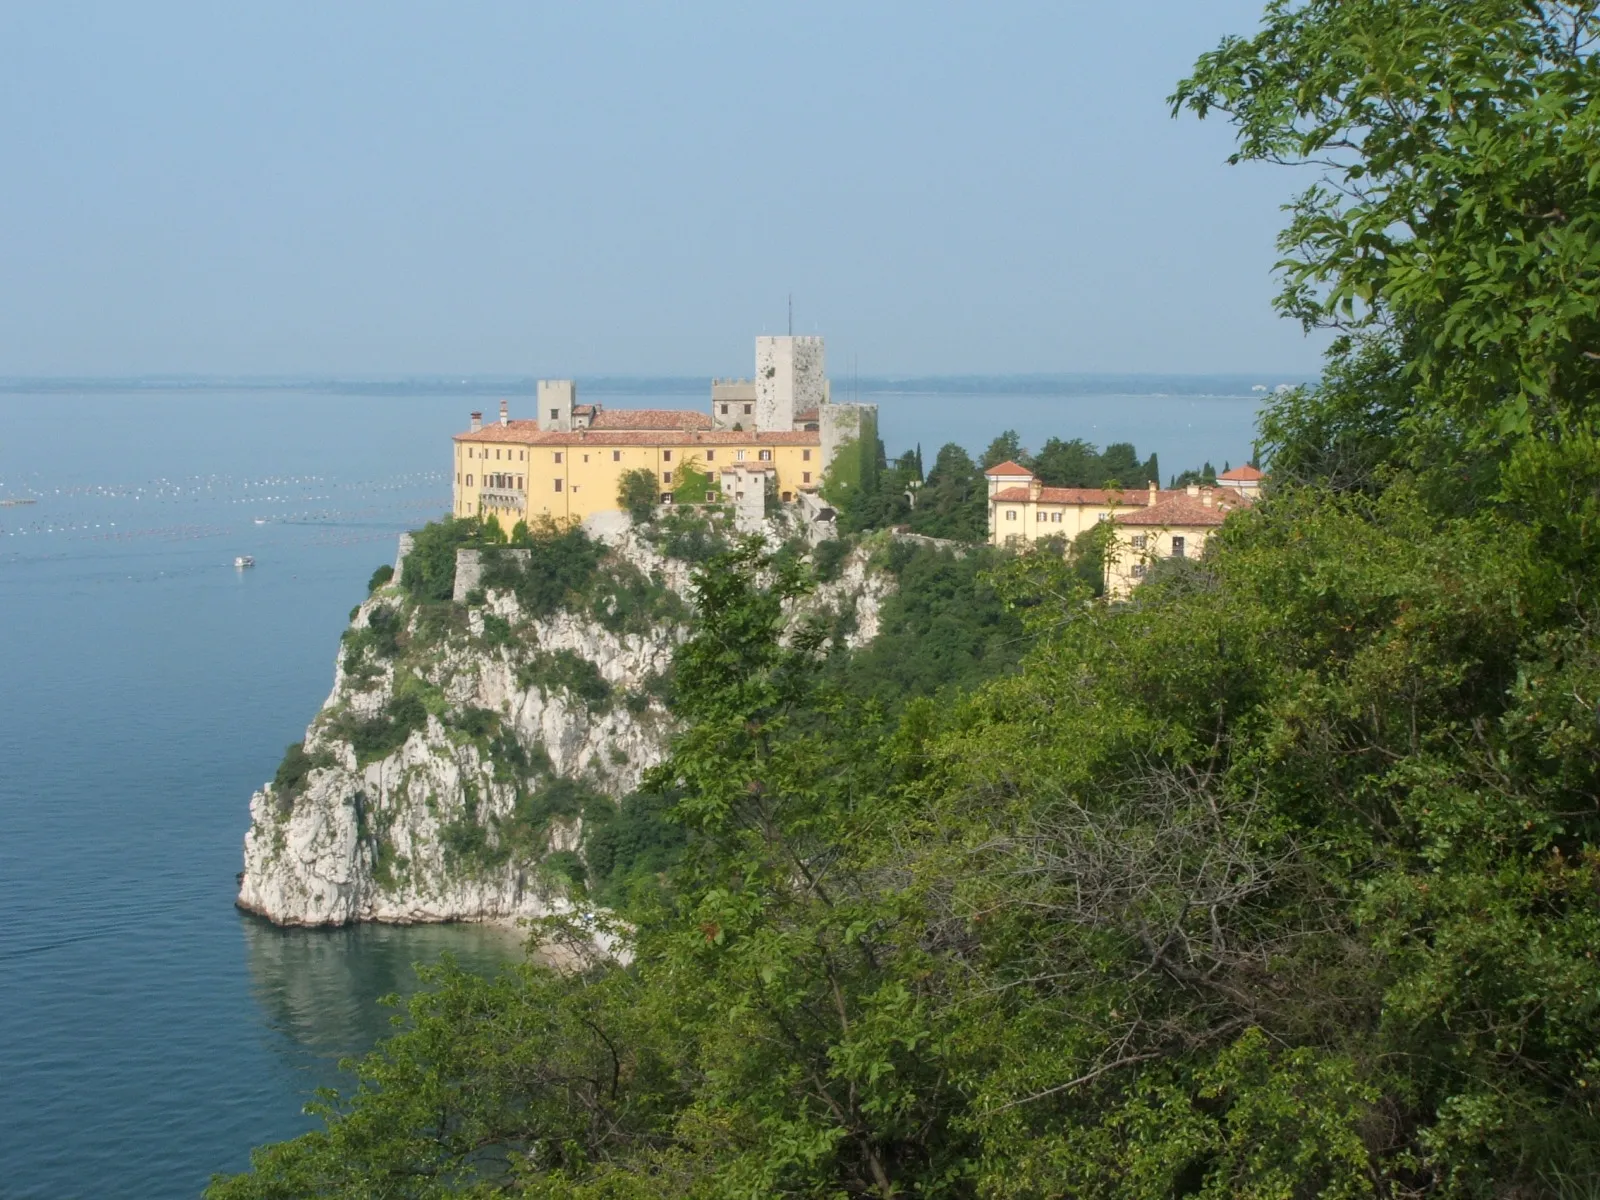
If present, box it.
[0,372,1315,399]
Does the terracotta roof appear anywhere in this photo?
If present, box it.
[1113,494,1240,528]
[984,460,1034,477]
[573,403,597,416]
[457,423,818,447]
[1219,464,1264,481]
[990,485,1168,506]
[794,407,819,423]
[587,408,712,432]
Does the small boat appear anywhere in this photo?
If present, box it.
[234,555,255,568]
[253,517,267,525]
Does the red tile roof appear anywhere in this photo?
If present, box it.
[1113,493,1243,528]
[1219,464,1264,481]
[984,460,1033,477]
[587,408,712,431]
[794,407,820,424]
[457,422,818,447]
[990,485,1169,506]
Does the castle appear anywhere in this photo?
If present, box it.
[452,335,875,527]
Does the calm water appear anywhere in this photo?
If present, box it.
[0,377,1269,1197]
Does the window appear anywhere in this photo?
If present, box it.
[554,452,562,464]
[1051,512,1062,523]
[466,475,473,486]
[554,479,563,492]
[1006,510,1017,521]
[705,450,715,461]
[720,404,728,414]
[1132,564,1147,579]
[736,449,746,461]
[496,449,501,459]
[803,449,811,461]
[1097,512,1109,522]
[1171,536,1186,557]
[663,450,672,462]
[758,449,772,461]
[520,451,525,461]
[662,471,672,483]
[516,476,523,489]
[612,450,621,462]
[743,403,752,414]
[1131,534,1147,550]
[803,471,811,483]
[456,473,460,484]
[782,491,792,501]
[1037,511,1047,521]
[550,408,558,421]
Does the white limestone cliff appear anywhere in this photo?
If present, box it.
[237,519,893,927]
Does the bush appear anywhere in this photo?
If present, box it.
[478,523,603,619]
[367,563,394,593]
[515,649,613,712]
[812,537,851,582]
[338,693,429,766]
[401,516,481,604]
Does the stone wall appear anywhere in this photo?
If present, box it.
[821,402,877,473]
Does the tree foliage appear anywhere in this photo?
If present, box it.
[617,467,659,524]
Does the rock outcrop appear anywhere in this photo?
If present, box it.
[237,515,893,927]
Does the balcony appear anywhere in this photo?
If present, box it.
[479,488,525,509]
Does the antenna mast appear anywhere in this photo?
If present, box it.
[788,293,793,336]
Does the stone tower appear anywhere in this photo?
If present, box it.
[754,336,825,432]
[538,380,575,433]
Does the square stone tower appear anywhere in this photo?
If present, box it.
[538,380,575,433]
[754,336,825,432]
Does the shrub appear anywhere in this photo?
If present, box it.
[367,563,394,593]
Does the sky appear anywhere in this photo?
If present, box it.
[0,2,1330,379]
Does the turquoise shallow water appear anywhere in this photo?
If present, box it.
[0,378,1268,1197]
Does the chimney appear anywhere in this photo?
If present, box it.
[1028,477,1042,501]
[1201,486,1214,508]
[470,411,482,433]
[1148,480,1157,505]
[499,399,509,426]
[1186,483,1200,497]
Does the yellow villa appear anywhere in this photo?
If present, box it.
[452,336,874,527]
[984,461,1254,596]
[1105,487,1248,598]
[986,460,1177,546]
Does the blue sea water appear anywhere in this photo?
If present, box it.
[0,377,1273,1197]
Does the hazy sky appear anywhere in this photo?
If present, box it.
[0,2,1328,378]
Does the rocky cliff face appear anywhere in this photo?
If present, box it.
[237,518,891,927]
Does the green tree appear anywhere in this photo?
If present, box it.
[400,516,480,604]
[909,442,986,541]
[617,466,659,524]
[979,429,1029,469]
[670,456,715,505]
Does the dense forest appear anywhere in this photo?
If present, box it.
[214,2,1600,1196]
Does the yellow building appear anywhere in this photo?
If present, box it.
[983,462,1252,596]
[1104,487,1249,598]
[985,460,1174,547]
[452,335,865,527]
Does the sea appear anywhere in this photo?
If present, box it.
[0,374,1284,1197]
